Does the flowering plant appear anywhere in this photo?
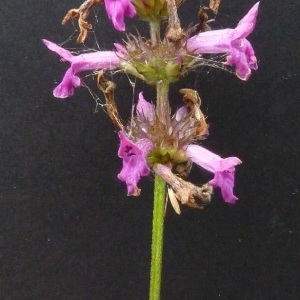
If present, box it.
[43,0,259,298]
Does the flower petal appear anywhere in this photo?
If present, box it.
[43,39,121,98]
[186,2,259,80]
[135,138,155,156]
[53,69,81,98]
[185,144,241,203]
[174,106,189,122]
[209,171,238,204]
[42,39,74,61]
[117,132,151,196]
[187,28,233,54]
[104,0,136,31]
[226,39,257,80]
[185,145,241,173]
[232,2,260,40]
[136,92,155,123]
[113,43,128,58]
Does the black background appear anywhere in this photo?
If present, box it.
[1,0,300,299]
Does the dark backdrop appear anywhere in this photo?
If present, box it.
[1,0,300,299]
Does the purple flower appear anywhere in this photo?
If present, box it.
[186,2,259,80]
[185,145,241,204]
[42,39,121,98]
[117,132,153,196]
[128,93,242,203]
[104,0,136,31]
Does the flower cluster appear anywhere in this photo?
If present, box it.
[43,0,259,211]
[119,92,241,204]
[44,1,259,96]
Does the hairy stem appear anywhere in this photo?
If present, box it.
[149,20,161,47]
[149,174,166,300]
[156,81,170,126]
[149,16,171,300]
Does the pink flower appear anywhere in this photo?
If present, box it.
[104,0,136,31]
[117,132,153,196]
[42,39,121,98]
[186,2,259,80]
[185,145,242,204]
[124,93,242,203]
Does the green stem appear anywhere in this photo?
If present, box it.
[149,174,166,300]
[149,33,170,300]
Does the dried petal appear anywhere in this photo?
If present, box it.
[153,163,213,208]
[167,187,181,214]
[62,0,104,43]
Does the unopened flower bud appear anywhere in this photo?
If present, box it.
[130,0,182,22]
